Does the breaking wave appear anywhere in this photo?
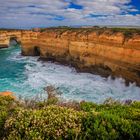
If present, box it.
[0,46,140,103]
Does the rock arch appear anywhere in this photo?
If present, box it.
[0,31,22,48]
[9,36,21,46]
[0,30,39,49]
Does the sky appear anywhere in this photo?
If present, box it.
[0,0,140,29]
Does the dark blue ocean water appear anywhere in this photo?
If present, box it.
[0,45,140,103]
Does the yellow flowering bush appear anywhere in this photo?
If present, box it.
[0,95,140,140]
[5,106,86,140]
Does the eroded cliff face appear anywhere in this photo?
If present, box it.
[0,29,140,86]
[0,30,39,48]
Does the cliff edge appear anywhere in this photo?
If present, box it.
[0,28,140,86]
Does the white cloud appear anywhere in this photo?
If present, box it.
[0,0,139,28]
[74,0,137,15]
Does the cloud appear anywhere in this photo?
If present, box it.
[0,0,139,28]
[74,0,137,15]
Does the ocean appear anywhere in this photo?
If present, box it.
[0,45,140,103]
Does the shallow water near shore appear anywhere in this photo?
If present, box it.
[0,45,140,103]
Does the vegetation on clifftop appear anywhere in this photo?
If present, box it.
[39,26,140,36]
[0,87,140,140]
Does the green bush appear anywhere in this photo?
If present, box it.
[0,96,15,137]
[0,95,140,140]
[81,112,140,140]
[130,101,140,109]
[95,104,140,122]
[80,101,97,112]
[5,106,85,140]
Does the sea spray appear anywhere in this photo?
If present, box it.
[0,45,140,103]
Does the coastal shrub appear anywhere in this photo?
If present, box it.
[130,101,140,109]
[0,96,14,107]
[81,112,140,140]
[0,96,15,137]
[4,104,140,140]
[0,110,8,137]
[36,97,59,108]
[80,101,97,112]
[103,97,121,106]
[4,106,85,140]
[0,94,140,140]
[80,99,140,139]
[95,104,140,122]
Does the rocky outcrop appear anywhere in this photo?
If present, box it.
[0,28,140,86]
[0,91,15,98]
[0,30,40,48]
[21,29,140,86]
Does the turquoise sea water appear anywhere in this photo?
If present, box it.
[0,45,140,103]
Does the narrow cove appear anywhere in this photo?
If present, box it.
[0,45,140,103]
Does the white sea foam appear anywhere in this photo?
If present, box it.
[6,49,140,103]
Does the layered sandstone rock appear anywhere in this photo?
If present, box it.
[0,30,40,49]
[0,28,140,86]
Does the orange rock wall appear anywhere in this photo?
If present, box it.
[0,29,140,85]
[0,30,39,48]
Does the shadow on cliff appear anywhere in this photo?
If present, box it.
[34,46,40,56]
[9,37,21,47]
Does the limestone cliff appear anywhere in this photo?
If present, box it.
[0,30,39,48]
[0,28,140,86]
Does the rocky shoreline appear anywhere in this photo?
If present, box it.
[0,28,140,86]
[22,28,140,86]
